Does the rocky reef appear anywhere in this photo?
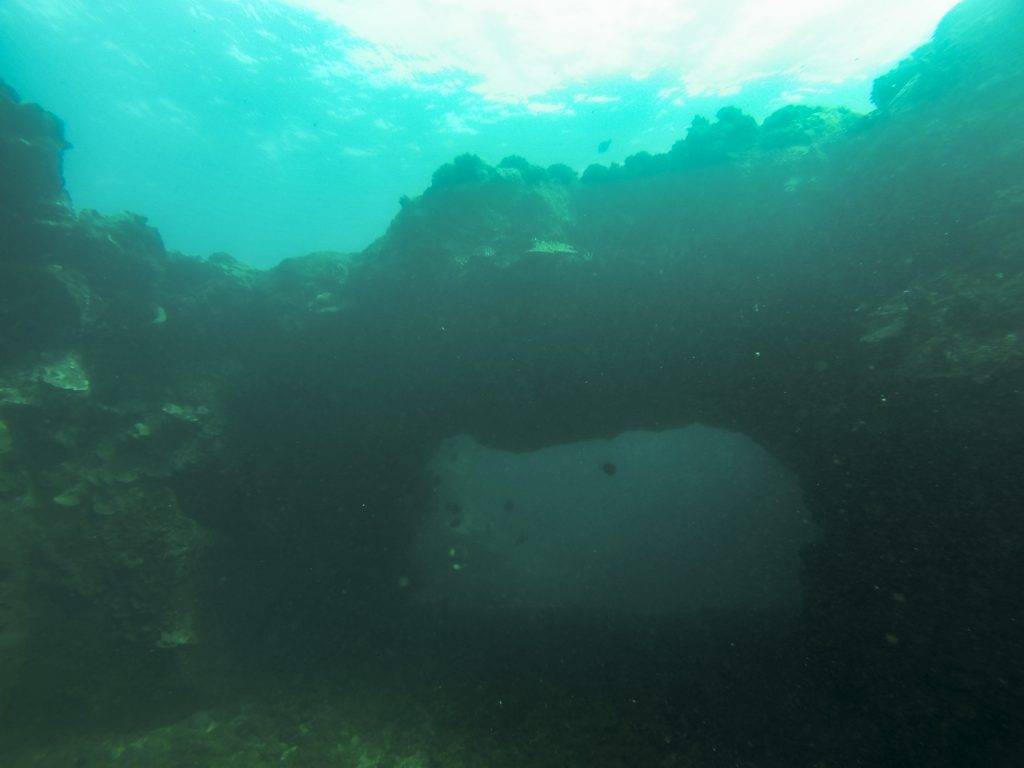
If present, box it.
[1,0,1023,765]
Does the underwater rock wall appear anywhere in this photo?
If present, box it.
[0,0,1022,762]
[0,81,270,724]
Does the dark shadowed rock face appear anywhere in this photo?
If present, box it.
[1,1,1023,764]
[0,80,68,219]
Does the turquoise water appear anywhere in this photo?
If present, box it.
[0,0,952,266]
[2,1,1023,766]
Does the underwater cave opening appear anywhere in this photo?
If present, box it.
[370,424,820,682]
[193,421,820,685]
[413,424,817,620]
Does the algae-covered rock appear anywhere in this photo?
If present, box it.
[0,385,29,407]
[378,153,578,275]
[0,511,30,701]
[860,295,910,343]
[161,402,210,423]
[760,105,864,151]
[5,481,211,708]
[33,351,90,393]
[261,251,358,319]
[859,264,1024,385]
[52,486,85,508]
[525,239,581,256]
[0,351,90,423]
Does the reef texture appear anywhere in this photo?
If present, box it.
[1,0,1022,765]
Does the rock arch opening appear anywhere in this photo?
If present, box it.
[413,425,817,618]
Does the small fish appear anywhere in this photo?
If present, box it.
[514,532,527,545]
[503,499,515,513]
[600,462,617,476]
[597,139,612,154]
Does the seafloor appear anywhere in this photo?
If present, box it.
[1,0,1023,765]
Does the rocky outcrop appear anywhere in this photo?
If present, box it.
[0,82,260,727]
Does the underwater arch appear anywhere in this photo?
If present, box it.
[414,425,817,617]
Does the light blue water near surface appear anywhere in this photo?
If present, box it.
[0,0,945,266]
